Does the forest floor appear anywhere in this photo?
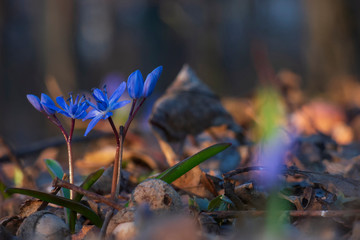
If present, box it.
[2,67,360,240]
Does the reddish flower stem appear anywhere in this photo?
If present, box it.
[115,126,124,197]
[67,118,75,199]
[108,117,120,200]
[123,98,146,137]
[111,98,147,200]
[45,114,68,140]
[110,98,147,200]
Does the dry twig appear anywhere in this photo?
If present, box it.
[204,210,360,219]
[223,166,267,179]
[52,177,123,211]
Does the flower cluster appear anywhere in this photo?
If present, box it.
[26,66,162,203]
[27,93,89,119]
[27,66,163,135]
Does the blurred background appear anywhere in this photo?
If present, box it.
[1,0,360,148]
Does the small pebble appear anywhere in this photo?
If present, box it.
[129,179,182,213]
[17,210,70,240]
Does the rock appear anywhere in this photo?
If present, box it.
[90,167,130,195]
[112,222,137,240]
[129,179,183,213]
[16,210,70,240]
[107,179,183,238]
[0,225,17,240]
[106,208,136,235]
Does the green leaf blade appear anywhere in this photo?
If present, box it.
[6,188,102,228]
[44,159,70,199]
[74,168,104,202]
[157,143,231,184]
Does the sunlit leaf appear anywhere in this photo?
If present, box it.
[44,159,70,199]
[14,167,24,187]
[254,87,285,141]
[5,188,102,227]
[208,195,232,211]
[156,143,231,183]
[74,168,104,202]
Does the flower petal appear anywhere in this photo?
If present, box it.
[143,66,163,97]
[127,70,144,99]
[110,100,131,111]
[83,109,101,120]
[84,115,103,136]
[78,102,89,113]
[57,109,72,118]
[70,105,79,116]
[41,94,60,115]
[73,95,79,105]
[75,110,88,120]
[93,88,107,102]
[56,96,69,112]
[97,101,108,111]
[27,94,43,112]
[86,100,98,110]
[109,82,126,105]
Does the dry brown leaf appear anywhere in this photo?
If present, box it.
[71,225,97,240]
[291,101,345,136]
[172,166,215,198]
[287,168,360,198]
[18,199,43,219]
[76,146,116,174]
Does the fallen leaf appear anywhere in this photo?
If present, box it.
[150,64,243,165]
[287,168,360,198]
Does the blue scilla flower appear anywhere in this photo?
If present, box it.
[83,82,131,136]
[56,94,89,119]
[143,66,163,98]
[127,70,144,99]
[127,66,163,99]
[27,93,60,115]
[27,94,43,112]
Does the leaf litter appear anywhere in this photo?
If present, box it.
[2,65,360,239]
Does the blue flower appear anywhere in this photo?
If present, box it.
[27,93,60,115]
[126,66,163,99]
[56,94,89,119]
[127,70,144,99]
[83,82,131,136]
[143,66,163,97]
[27,94,43,112]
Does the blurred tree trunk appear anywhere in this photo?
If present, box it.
[43,0,76,93]
[304,0,355,95]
